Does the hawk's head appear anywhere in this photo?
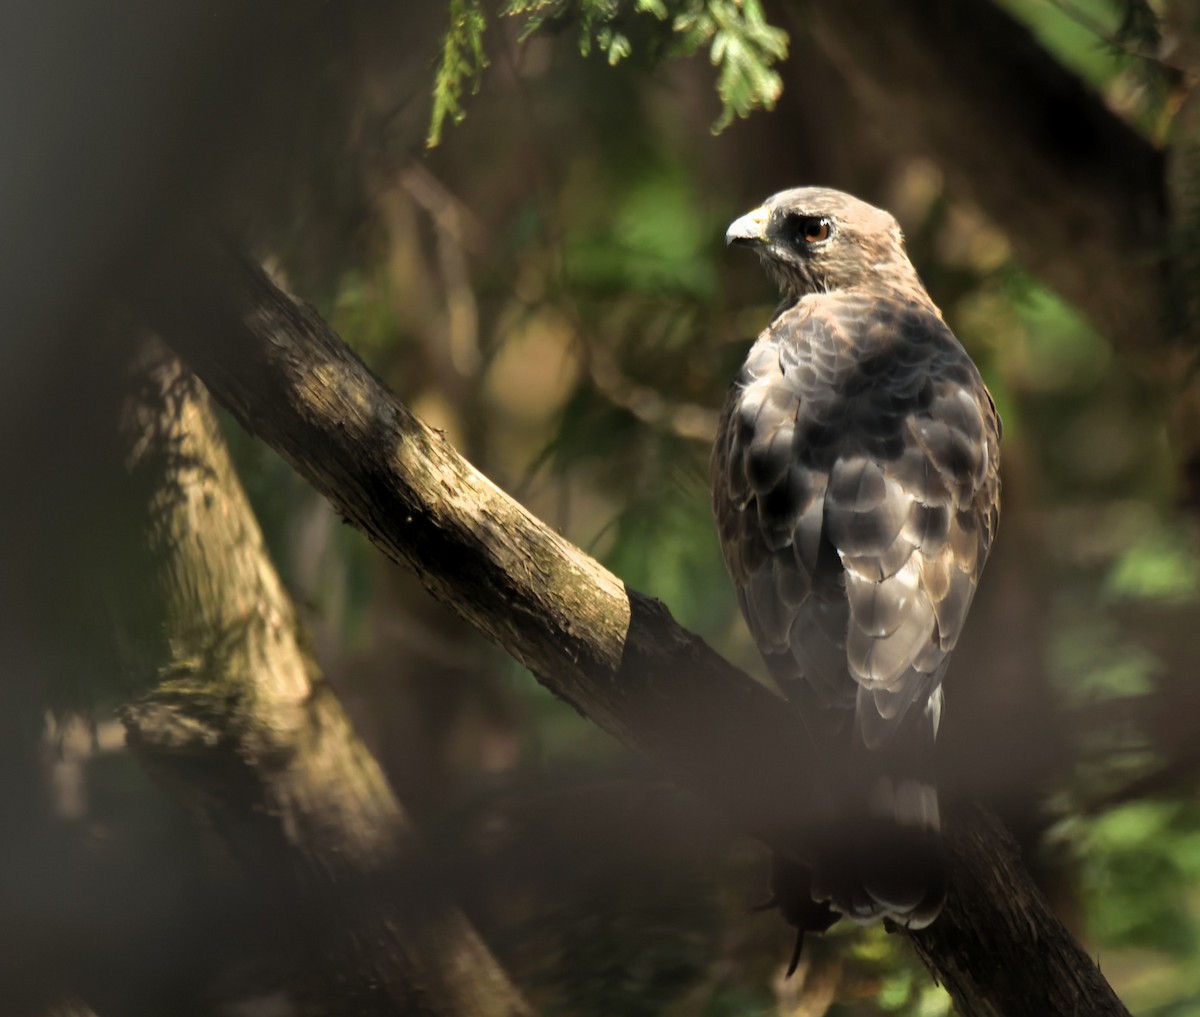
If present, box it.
[726,187,917,299]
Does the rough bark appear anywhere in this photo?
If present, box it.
[129,239,1130,1016]
[913,803,1124,1017]
[116,338,531,1017]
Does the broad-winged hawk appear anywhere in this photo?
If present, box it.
[712,187,1001,950]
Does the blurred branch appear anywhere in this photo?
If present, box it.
[1042,0,1183,72]
[115,338,531,1017]
[130,236,1131,1017]
[1081,748,1200,816]
[400,163,486,252]
[400,163,485,377]
[587,343,720,444]
[1068,686,1200,816]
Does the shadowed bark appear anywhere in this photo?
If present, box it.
[115,337,531,1017]
[129,238,1131,1017]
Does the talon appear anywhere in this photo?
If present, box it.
[785,928,805,978]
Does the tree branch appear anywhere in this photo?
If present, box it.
[129,237,1130,1016]
[115,337,531,1017]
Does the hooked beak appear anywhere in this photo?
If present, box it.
[725,205,770,247]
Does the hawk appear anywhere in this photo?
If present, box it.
[712,188,1000,949]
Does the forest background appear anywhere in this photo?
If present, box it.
[1,1,1199,1015]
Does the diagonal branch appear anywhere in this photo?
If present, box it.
[129,236,1130,1017]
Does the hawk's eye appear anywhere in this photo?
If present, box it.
[800,217,832,243]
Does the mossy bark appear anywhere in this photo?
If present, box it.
[117,339,530,1017]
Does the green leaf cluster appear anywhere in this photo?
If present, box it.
[428,0,488,147]
[429,0,787,145]
[671,0,787,132]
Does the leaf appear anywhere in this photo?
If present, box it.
[1105,525,1200,604]
[605,30,632,64]
[496,0,788,131]
[427,0,489,148]
[668,0,788,132]
[636,0,669,18]
[1115,0,1160,48]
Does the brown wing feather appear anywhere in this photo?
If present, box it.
[712,293,1000,748]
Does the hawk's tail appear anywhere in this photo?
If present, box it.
[812,698,946,928]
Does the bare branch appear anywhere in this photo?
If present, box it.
[586,342,720,444]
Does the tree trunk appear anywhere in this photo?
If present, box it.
[115,336,531,1017]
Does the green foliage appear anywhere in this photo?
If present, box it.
[1060,801,1200,955]
[1006,271,1112,389]
[1105,526,1200,605]
[564,165,719,299]
[1111,0,1173,126]
[517,876,719,1017]
[1115,0,1160,48]
[431,0,787,143]
[697,986,773,1016]
[1083,825,1200,1011]
[846,926,953,1015]
[603,470,728,631]
[428,0,488,147]
[1000,0,1172,135]
[528,157,735,634]
[672,0,787,132]
[504,0,637,63]
[1051,614,1157,705]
